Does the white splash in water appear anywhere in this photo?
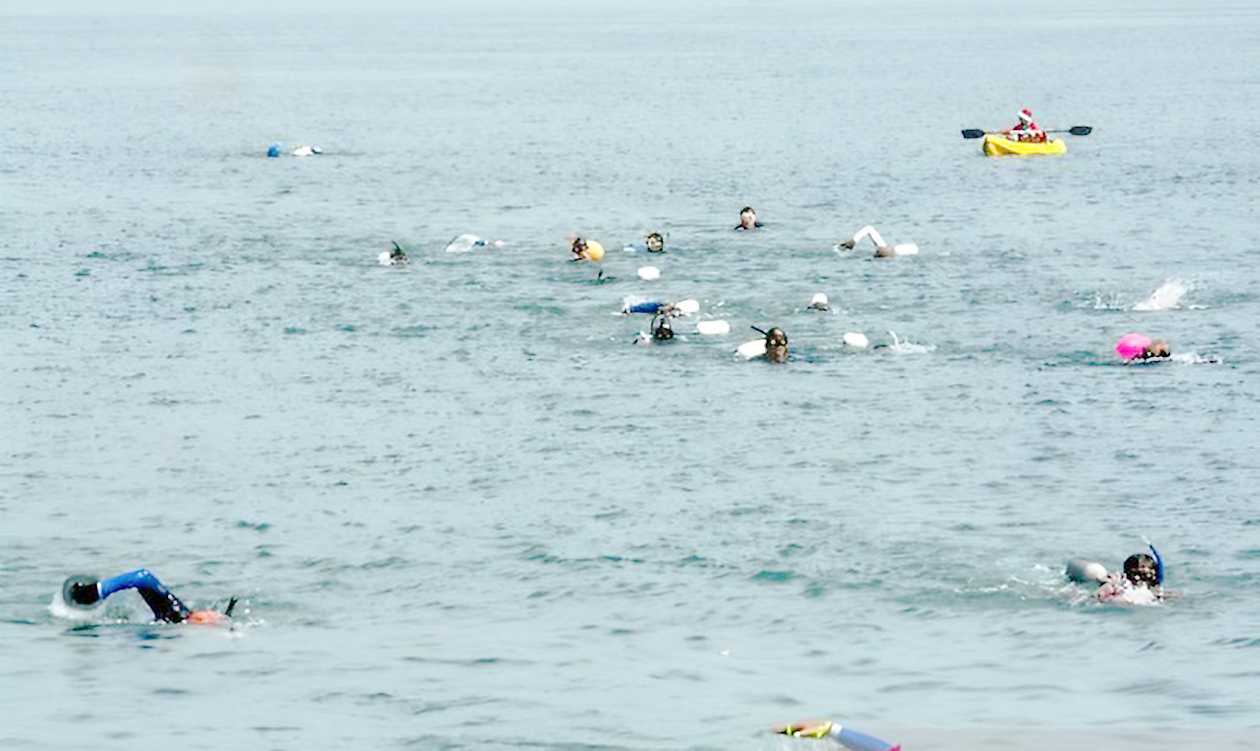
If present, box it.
[887,331,934,354]
[1170,352,1219,365]
[1091,291,1128,310]
[1133,278,1189,311]
[48,592,99,622]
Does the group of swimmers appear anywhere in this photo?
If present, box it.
[52,109,1176,751]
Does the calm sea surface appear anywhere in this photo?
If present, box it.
[2,2,1259,749]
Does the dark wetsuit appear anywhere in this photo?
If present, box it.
[69,569,192,623]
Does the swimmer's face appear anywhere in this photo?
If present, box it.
[571,238,588,257]
[765,327,788,363]
[1146,340,1170,358]
[1123,554,1159,588]
[740,209,757,229]
[646,233,664,253]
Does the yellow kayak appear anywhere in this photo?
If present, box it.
[982,134,1067,157]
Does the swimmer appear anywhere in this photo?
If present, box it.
[808,292,830,311]
[1115,333,1171,361]
[734,206,763,231]
[386,240,408,265]
[1067,544,1166,605]
[645,232,665,253]
[763,326,789,363]
[651,313,674,341]
[837,226,918,257]
[632,313,676,345]
[836,226,916,258]
[570,237,605,262]
[62,569,235,625]
[774,720,901,751]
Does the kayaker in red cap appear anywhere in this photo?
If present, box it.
[1005,108,1046,142]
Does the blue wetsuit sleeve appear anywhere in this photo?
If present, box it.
[98,569,191,623]
[835,726,897,751]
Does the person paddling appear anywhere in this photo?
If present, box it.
[62,569,235,625]
[1004,108,1046,143]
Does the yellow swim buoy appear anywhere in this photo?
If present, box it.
[584,240,605,262]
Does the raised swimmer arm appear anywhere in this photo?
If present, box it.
[64,568,233,625]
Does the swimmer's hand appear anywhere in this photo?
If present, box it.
[773,720,833,738]
[838,240,855,251]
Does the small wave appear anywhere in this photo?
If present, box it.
[1134,278,1190,311]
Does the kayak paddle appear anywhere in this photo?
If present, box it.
[961,125,1092,139]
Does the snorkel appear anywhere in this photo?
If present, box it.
[1148,543,1164,586]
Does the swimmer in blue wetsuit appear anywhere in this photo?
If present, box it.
[774,720,901,751]
[63,569,234,625]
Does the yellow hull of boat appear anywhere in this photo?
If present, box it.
[982,135,1067,157]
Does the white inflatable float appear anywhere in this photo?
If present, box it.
[696,320,730,336]
[843,332,869,349]
[736,338,767,360]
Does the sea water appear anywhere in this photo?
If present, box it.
[2,1,1259,749]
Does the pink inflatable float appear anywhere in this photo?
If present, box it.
[1115,332,1152,360]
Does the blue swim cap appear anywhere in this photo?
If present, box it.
[266,144,281,158]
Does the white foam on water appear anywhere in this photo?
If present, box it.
[48,592,100,622]
[887,331,934,354]
[1090,291,1128,310]
[1133,278,1189,311]
[1170,352,1218,365]
[445,234,485,253]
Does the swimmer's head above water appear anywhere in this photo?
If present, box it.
[1122,553,1160,588]
[1144,339,1171,359]
[389,241,408,264]
[651,314,674,341]
[570,237,605,262]
[736,206,761,231]
[765,327,788,363]
[646,232,665,253]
